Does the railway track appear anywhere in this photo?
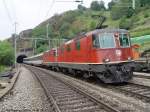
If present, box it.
[26,65,120,112]
[112,83,150,102]
[133,72,150,79]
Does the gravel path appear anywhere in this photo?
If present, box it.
[0,67,51,112]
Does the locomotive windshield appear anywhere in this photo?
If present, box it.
[92,33,115,48]
[119,34,130,47]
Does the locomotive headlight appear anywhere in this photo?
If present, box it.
[103,58,110,63]
[128,57,132,60]
[116,50,122,57]
[105,58,110,62]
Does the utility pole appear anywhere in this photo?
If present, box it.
[132,0,135,9]
[46,23,51,49]
[20,32,26,54]
[32,39,34,55]
[46,23,49,39]
[56,0,83,3]
[75,0,83,3]
[14,22,17,68]
[34,39,37,54]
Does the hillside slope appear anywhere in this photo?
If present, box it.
[30,6,150,53]
[32,8,150,39]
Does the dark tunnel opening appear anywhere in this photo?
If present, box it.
[17,55,27,63]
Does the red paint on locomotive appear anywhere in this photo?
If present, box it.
[43,30,133,64]
[41,29,134,83]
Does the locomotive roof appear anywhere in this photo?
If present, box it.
[92,29,128,34]
[64,29,129,45]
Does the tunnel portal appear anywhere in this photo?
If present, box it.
[17,55,27,63]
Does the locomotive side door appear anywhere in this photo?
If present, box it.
[54,48,58,62]
[87,34,95,63]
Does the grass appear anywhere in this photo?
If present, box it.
[131,27,150,37]
[0,65,10,74]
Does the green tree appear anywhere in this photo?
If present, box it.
[108,0,116,10]
[99,1,105,10]
[78,4,86,11]
[0,41,14,66]
[110,0,135,20]
[126,7,135,18]
[90,1,105,11]
[91,1,100,11]
[36,44,48,53]
[32,26,46,37]
[140,0,150,7]
[59,22,71,39]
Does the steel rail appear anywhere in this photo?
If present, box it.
[27,67,61,112]
[114,82,150,102]
[134,74,150,79]
[28,65,120,112]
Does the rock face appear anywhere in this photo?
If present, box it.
[7,29,34,57]
[19,29,32,38]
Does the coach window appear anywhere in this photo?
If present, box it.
[75,40,80,50]
[53,50,58,57]
[66,44,71,52]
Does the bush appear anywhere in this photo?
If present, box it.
[0,41,14,66]
[111,6,125,20]
[119,18,133,30]
[36,44,48,54]
[90,21,97,30]
[0,65,5,73]
[131,15,140,23]
[144,13,149,18]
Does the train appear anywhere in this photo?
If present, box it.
[131,35,150,72]
[23,28,135,83]
[133,49,150,72]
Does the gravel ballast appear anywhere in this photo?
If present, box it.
[37,66,150,112]
[0,67,51,112]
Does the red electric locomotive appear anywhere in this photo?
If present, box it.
[42,29,134,83]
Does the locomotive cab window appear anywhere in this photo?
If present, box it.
[92,34,100,48]
[119,34,130,47]
[92,33,115,48]
[75,40,80,50]
[99,33,115,48]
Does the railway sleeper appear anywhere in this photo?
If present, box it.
[60,105,100,112]
[59,102,95,109]
[58,99,89,105]
[55,96,85,102]
[132,89,148,93]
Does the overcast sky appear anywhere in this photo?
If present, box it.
[0,0,111,40]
